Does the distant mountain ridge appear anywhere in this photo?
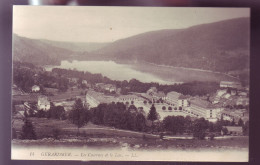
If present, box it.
[94,17,249,72]
[13,34,76,65]
[13,17,249,73]
[40,39,109,52]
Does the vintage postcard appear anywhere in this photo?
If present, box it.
[12,6,250,161]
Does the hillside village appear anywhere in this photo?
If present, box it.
[13,80,249,124]
[12,62,249,141]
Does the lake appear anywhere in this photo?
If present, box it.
[45,60,174,84]
[45,60,239,84]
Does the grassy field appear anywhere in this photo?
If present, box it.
[12,87,85,102]
[13,117,248,151]
[13,93,39,102]
[13,117,159,140]
[48,88,85,101]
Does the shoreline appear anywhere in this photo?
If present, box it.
[140,61,240,81]
[43,59,240,84]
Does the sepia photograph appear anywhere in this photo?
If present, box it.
[11,6,250,161]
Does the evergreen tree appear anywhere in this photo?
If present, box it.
[135,113,146,131]
[192,118,209,140]
[24,110,28,118]
[243,121,249,135]
[52,128,60,140]
[238,118,244,126]
[28,108,35,117]
[121,111,135,130]
[231,118,236,126]
[147,104,158,132]
[21,119,37,140]
[70,99,87,135]
[163,116,186,135]
[128,104,137,112]
[222,127,228,135]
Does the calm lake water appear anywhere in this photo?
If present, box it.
[45,60,173,84]
[45,60,238,84]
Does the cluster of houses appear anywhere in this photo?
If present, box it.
[95,83,118,93]
[84,81,248,125]
[13,95,50,119]
[12,79,249,137]
[31,80,249,125]
[13,80,249,130]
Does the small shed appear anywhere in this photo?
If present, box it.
[222,126,243,136]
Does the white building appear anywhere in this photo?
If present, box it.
[117,94,145,103]
[86,93,101,108]
[178,99,189,107]
[165,91,181,106]
[32,85,40,92]
[220,81,242,89]
[147,87,158,96]
[38,95,50,111]
[178,95,190,107]
[96,83,117,93]
[146,87,166,103]
[218,108,248,124]
[69,78,79,83]
[153,91,166,102]
[82,80,88,85]
[236,97,249,106]
[53,101,74,111]
[188,98,223,122]
[86,90,115,108]
[211,89,227,104]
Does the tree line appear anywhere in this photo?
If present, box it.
[17,98,249,140]
[13,63,69,92]
[52,68,219,96]
[13,62,219,96]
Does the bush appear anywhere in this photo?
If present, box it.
[142,134,147,141]
[192,118,209,140]
[160,133,164,140]
[21,120,37,140]
[222,127,228,135]
[82,131,87,137]
[52,128,60,140]
[36,110,47,118]
[209,133,215,140]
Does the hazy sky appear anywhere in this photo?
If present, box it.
[13,6,250,43]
